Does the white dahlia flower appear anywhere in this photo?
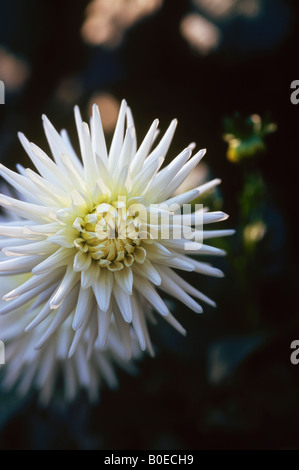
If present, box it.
[0,272,142,405]
[0,100,234,356]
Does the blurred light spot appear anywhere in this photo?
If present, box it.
[192,0,260,20]
[0,47,30,92]
[243,220,266,245]
[237,0,261,18]
[81,0,163,48]
[180,14,221,55]
[192,0,237,19]
[55,77,83,105]
[88,93,120,133]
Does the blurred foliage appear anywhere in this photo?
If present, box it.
[223,113,277,163]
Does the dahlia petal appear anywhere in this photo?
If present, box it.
[116,126,135,179]
[0,281,56,316]
[0,224,28,238]
[0,237,31,249]
[161,239,226,255]
[93,176,111,200]
[145,242,174,260]
[155,256,195,271]
[49,266,80,309]
[156,148,207,201]
[0,254,46,274]
[131,294,154,355]
[145,147,192,200]
[68,315,91,358]
[25,300,53,332]
[195,244,227,256]
[158,144,192,175]
[2,271,58,300]
[18,132,62,186]
[32,248,75,274]
[145,119,177,165]
[126,106,137,157]
[2,240,57,257]
[132,259,161,285]
[70,189,92,213]
[30,142,73,189]
[63,360,77,401]
[96,305,112,349]
[161,312,187,336]
[73,250,92,272]
[162,266,216,307]
[163,178,221,206]
[95,159,112,189]
[25,168,70,206]
[108,99,127,171]
[47,226,78,248]
[81,261,99,289]
[158,266,203,313]
[15,163,27,176]
[81,121,98,186]
[130,118,159,177]
[134,278,169,317]
[60,129,83,172]
[115,164,131,192]
[202,211,229,224]
[162,188,199,206]
[132,156,164,196]
[73,344,91,386]
[60,153,87,191]
[29,283,59,311]
[56,320,73,359]
[203,229,236,239]
[134,246,147,263]
[23,223,62,238]
[35,285,79,350]
[86,311,98,359]
[172,210,229,226]
[42,114,71,171]
[114,266,133,295]
[0,163,42,204]
[72,287,94,330]
[35,344,55,387]
[16,361,39,396]
[0,193,55,222]
[92,269,114,312]
[96,354,118,389]
[113,305,132,359]
[91,103,108,163]
[147,223,194,240]
[113,286,133,322]
[175,255,224,277]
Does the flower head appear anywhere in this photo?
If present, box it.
[0,100,234,356]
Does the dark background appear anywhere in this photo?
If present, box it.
[0,0,299,450]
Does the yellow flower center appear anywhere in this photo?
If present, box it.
[73,201,147,271]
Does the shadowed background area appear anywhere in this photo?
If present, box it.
[0,0,299,450]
